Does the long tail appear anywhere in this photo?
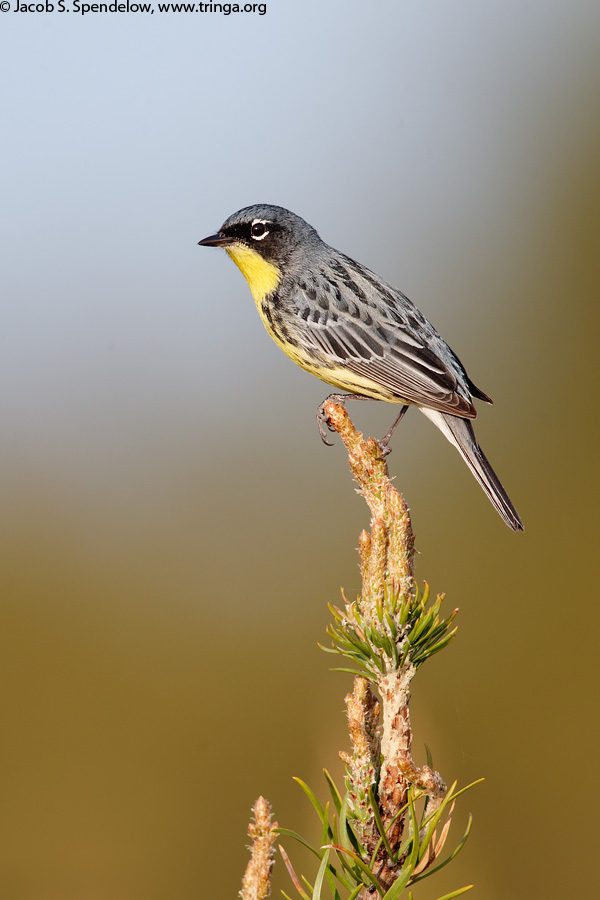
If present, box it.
[420,408,524,531]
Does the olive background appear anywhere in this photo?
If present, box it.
[1,2,599,898]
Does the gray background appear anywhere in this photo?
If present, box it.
[1,1,599,898]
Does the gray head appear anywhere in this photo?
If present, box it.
[198,204,321,266]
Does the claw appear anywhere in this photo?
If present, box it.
[316,393,352,447]
[317,416,335,446]
[316,402,336,446]
[315,393,404,449]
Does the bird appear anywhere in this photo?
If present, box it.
[198,204,523,531]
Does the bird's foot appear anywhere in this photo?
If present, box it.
[316,393,351,446]
[375,442,393,460]
[377,405,409,455]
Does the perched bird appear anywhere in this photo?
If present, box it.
[198,204,523,531]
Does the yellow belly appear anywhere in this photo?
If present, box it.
[226,242,405,403]
[296,361,404,402]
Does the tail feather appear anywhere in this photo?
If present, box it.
[420,409,524,531]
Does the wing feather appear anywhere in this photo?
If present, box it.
[286,266,478,419]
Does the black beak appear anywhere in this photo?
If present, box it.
[197,231,235,248]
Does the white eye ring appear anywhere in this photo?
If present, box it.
[251,219,270,240]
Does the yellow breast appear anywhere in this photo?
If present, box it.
[226,243,281,303]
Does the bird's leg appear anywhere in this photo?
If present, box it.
[377,405,410,456]
[316,393,375,446]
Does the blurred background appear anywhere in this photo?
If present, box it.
[1,1,599,897]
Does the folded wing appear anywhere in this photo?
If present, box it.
[288,266,478,419]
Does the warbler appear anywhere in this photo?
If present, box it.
[198,204,523,531]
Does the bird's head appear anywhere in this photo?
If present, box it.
[198,204,319,301]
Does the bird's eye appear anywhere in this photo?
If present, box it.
[251,220,269,240]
